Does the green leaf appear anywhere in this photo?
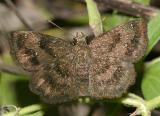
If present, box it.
[85,0,103,36]
[22,111,44,116]
[103,14,131,31]
[105,103,122,116]
[0,72,29,105]
[147,14,160,55]
[142,57,160,100]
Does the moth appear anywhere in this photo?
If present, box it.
[9,19,148,104]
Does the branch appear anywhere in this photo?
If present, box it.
[0,63,27,76]
[96,0,158,18]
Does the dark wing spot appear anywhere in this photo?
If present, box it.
[131,37,139,48]
[108,33,121,52]
[54,63,69,77]
[25,48,39,65]
[39,37,56,57]
[46,75,56,86]
[44,61,69,77]
[30,56,39,65]
[114,33,121,43]
[107,66,123,85]
[125,36,139,56]
[16,36,25,49]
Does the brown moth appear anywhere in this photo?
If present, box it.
[8,19,148,104]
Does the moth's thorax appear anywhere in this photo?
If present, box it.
[72,33,90,95]
[72,40,91,96]
[73,32,87,46]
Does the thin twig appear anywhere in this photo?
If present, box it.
[77,0,158,17]
[5,0,34,30]
[0,63,27,76]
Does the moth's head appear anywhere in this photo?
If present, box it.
[73,32,87,45]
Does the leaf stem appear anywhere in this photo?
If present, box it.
[119,94,160,115]
[146,96,160,110]
[116,93,151,116]
[4,104,45,116]
[85,0,103,36]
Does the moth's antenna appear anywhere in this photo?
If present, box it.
[48,20,64,31]
[48,20,85,44]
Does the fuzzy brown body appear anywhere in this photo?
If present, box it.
[9,19,148,104]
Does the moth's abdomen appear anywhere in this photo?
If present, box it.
[72,45,91,96]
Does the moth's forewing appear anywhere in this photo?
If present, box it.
[89,19,148,63]
[9,32,79,103]
[88,19,148,98]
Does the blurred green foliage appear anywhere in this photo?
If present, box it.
[142,58,160,100]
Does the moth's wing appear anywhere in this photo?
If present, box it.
[89,61,136,99]
[89,19,148,63]
[9,31,78,103]
[30,62,78,104]
[9,31,72,71]
[88,19,147,98]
